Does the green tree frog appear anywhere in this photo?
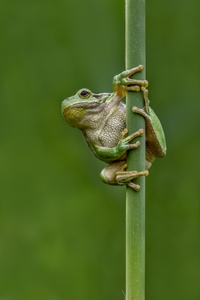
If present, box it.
[61,65,166,191]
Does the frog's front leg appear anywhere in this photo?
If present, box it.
[100,161,149,191]
[113,65,148,98]
[93,128,144,162]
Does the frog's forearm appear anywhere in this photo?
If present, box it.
[92,144,124,162]
[92,133,141,162]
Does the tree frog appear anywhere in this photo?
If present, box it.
[61,65,166,191]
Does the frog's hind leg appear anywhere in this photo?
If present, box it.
[100,161,126,186]
[100,161,149,191]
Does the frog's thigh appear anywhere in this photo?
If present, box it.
[100,161,126,185]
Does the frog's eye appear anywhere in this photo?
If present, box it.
[79,89,91,99]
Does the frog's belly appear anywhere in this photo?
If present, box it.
[98,116,126,148]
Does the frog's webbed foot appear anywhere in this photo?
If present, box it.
[116,169,149,191]
[113,128,144,160]
[113,65,149,97]
[119,128,144,151]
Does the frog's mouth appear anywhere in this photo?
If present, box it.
[62,101,105,128]
[63,101,101,111]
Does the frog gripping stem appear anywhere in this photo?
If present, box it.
[116,169,149,191]
[113,65,148,97]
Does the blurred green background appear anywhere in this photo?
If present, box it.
[0,0,199,299]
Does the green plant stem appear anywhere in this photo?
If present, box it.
[125,0,146,299]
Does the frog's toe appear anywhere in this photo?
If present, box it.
[127,182,141,191]
[143,80,149,87]
[123,128,144,144]
[126,85,140,92]
[128,65,144,76]
[132,106,147,117]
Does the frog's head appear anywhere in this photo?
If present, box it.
[62,89,100,112]
[61,89,110,128]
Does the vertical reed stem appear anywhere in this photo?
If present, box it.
[125,0,146,299]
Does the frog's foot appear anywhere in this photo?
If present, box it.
[113,65,149,97]
[123,67,148,92]
[116,170,149,191]
[116,129,144,158]
[119,128,144,152]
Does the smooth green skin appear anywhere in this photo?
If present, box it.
[61,65,167,190]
